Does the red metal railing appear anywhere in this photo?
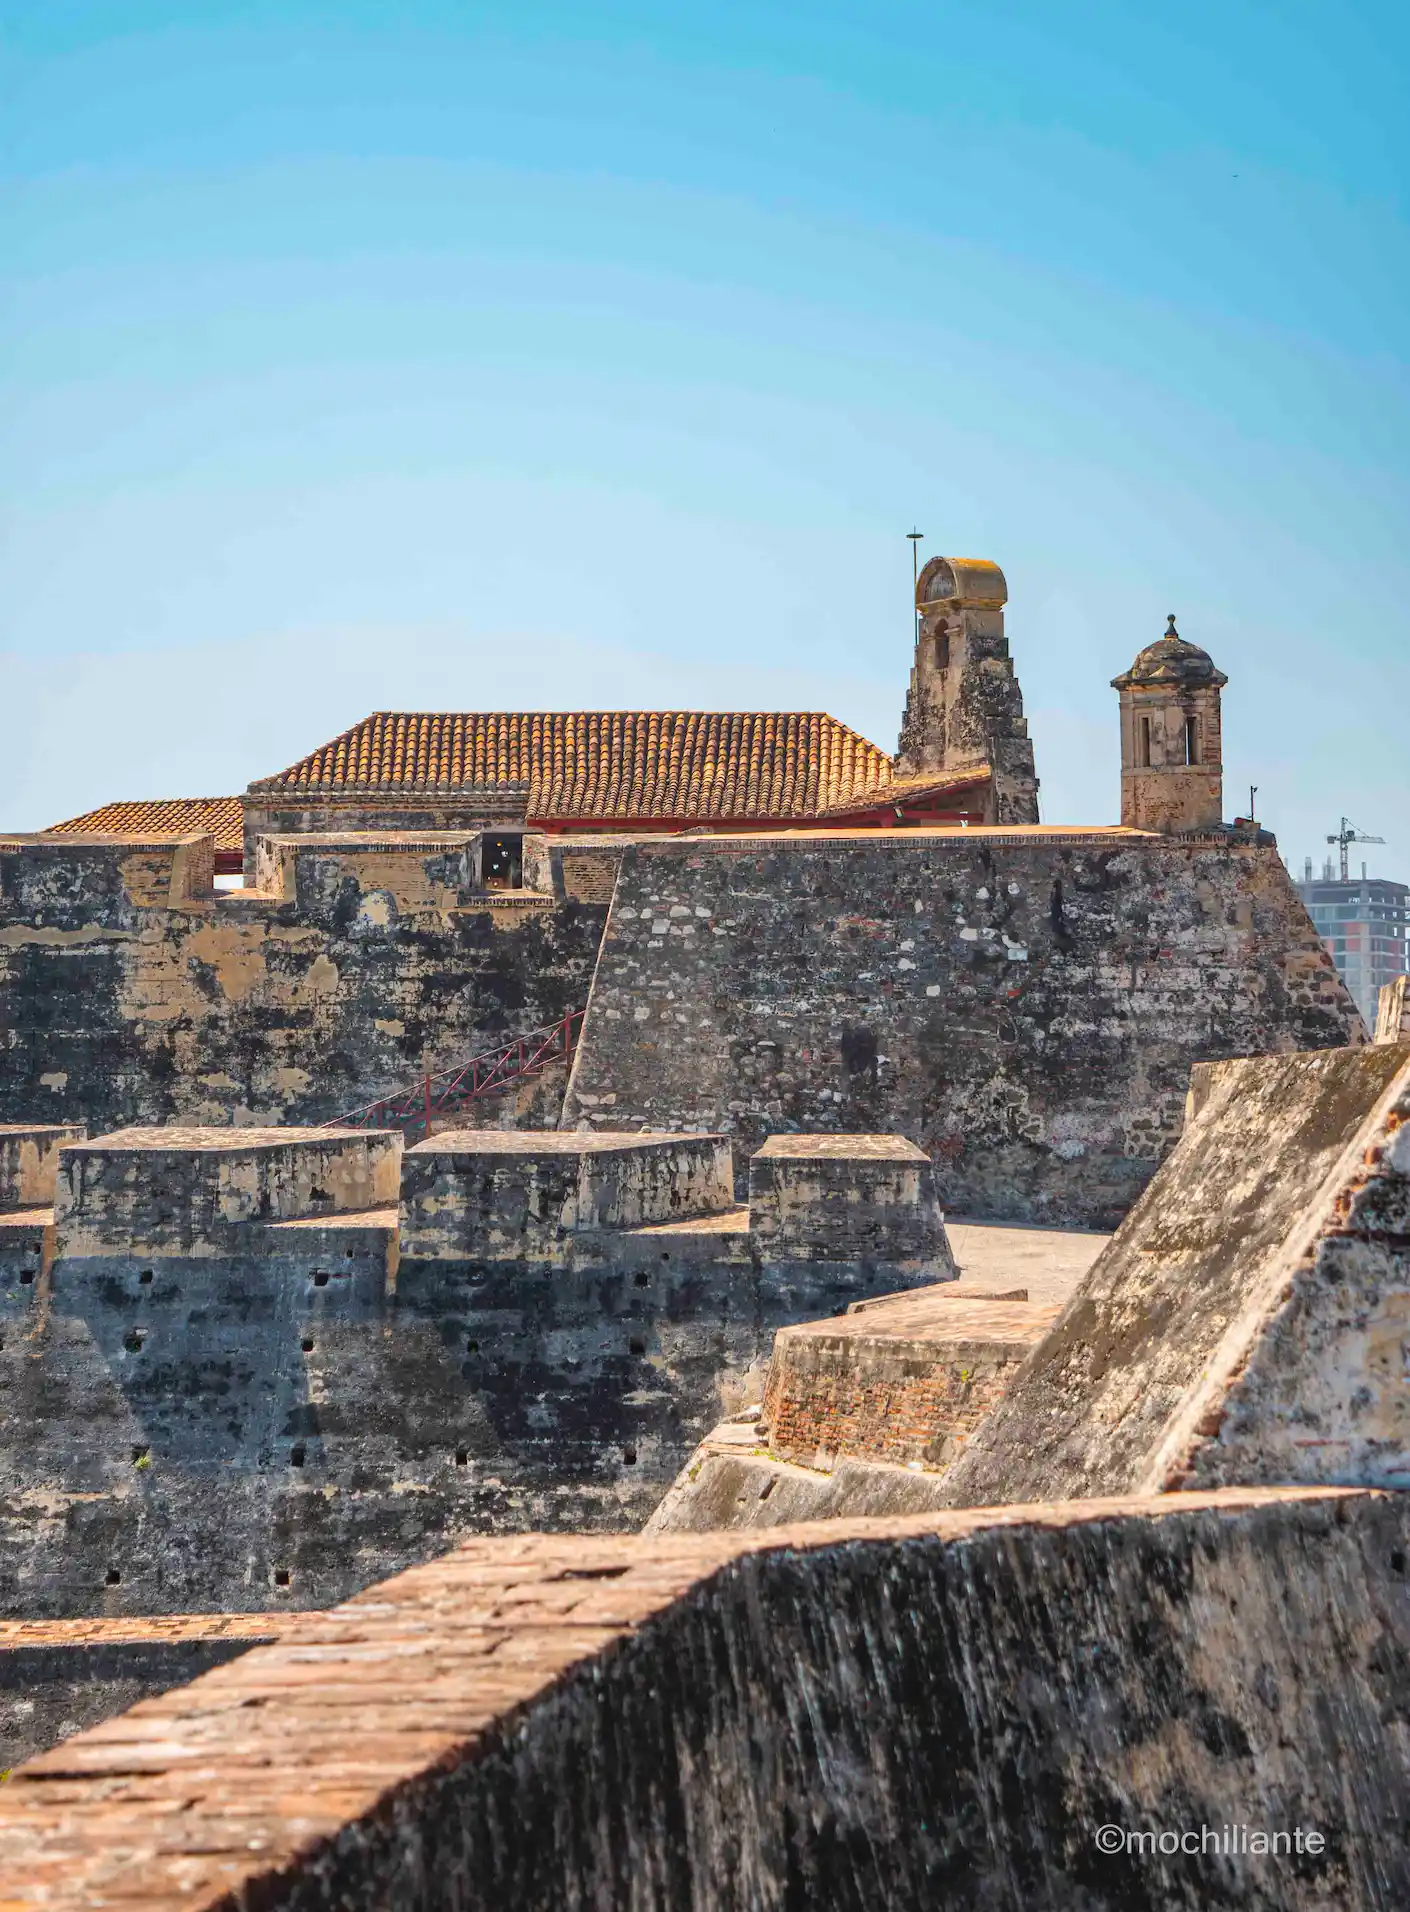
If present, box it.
[326,1008,586,1138]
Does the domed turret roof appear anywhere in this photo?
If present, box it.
[1112,616,1228,690]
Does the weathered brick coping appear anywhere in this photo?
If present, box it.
[0,1614,324,1652]
[0,1485,1381,1908]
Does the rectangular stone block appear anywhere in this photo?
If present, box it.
[399,1130,735,1263]
[0,1125,86,1210]
[53,1128,403,1258]
[763,1295,1060,1471]
[748,1135,955,1271]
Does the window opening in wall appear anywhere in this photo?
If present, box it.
[131,1445,149,1466]
[1138,715,1151,768]
[105,1568,121,1586]
[934,631,951,670]
[139,1269,153,1285]
[274,1568,290,1588]
[290,1445,306,1467]
[312,1270,329,1287]
[622,1446,638,1465]
[124,1329,144,1353]
[629,1337,646,1356]
[633,1271,650,1288]
[301,1337,314,1353]
[19,1269,34,1285]
[465,1338,479,1353]
[455,1447,469,1466]
[1185,715,1199,765]
[483,833,523,891]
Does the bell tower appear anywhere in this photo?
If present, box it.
[1112,616,1227,833]
[896,556,1039,825]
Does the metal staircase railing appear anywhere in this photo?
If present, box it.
[326,1008,586,1139]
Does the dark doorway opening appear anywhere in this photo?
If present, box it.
[483,833,523,890]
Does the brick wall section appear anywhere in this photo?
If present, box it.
[1,1487,1406,1910]
[561,826,1361,1227]
[0,837,605,1132]
[762,1296,1060,1468]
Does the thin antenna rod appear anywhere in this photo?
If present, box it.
[907,528,923,647]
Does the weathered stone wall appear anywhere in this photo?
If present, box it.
[563,827,1362,1226]
[5,1489,1407,1910]
[939,1043,1410,1509]
[747,1133,954,1269]
[0,835,606,1133]
[53,1128,401,1256]
[0,1242,917,1616]
[398,1132,735,1264]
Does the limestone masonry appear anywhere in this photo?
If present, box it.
[3,559,1408,1903]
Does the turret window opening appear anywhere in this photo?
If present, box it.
[1184,714,1199,766]
[933,632,951,671]
[1137,715,1151,768]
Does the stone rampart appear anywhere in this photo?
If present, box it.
[939,1042,1410,1507]
[3,1488,1406,1910]
[399,1131,734,1263]
[0,833,606,1134]
[747,1132,955,1270]
[562,826,1360,1227]
[0,1125,951,1616]
[53,1128,401,1257]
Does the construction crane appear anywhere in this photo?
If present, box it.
[1327,817,1385,883]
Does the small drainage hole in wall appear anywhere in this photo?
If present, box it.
[274,1569,291,1588]
[312,1270,330,1287]
[290,1445,306,1467]
[455,1448,469,1466]
[622,1446,638,1465]
[633,1272,650,1288]
[123,1330,145,1353]
[659,1252,670,1264]
[105,1568,121,1586]
[19,1270,34,1285]
[131,1445,149,1465]
[301,1337,314,1353]
[139,1269,154,1285]
[465,1339,479,1353]
[758,1478,776,1503]
[629,1337,646,1356]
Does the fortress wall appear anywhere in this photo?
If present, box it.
[938,1044,1410,1510]
[0,836,607,1133]
[0,1230,915,1618]
[563,829,1361,1226]
[5,1489,1408,1910]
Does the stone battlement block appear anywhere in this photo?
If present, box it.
[53,1128,403,1258]
[399,1130,735,1264]
[748,1134,956,1272]
[0,1125,86,1211]
[763,1294,1061,1472]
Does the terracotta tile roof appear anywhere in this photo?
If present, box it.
[249,711,988,823]
[45,796,245,853]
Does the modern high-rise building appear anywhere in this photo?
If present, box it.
[1297,861,1409,1031]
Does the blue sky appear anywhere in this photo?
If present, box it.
[3,0,1407,878]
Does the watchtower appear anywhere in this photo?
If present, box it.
[895,557,1039,825]
[1111,616,1226,833]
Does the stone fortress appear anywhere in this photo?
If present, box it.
[6,558,1410,1909]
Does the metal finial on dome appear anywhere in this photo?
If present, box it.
[1165,614,1178,638]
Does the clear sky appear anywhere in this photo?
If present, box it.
[3,0,1407,879]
